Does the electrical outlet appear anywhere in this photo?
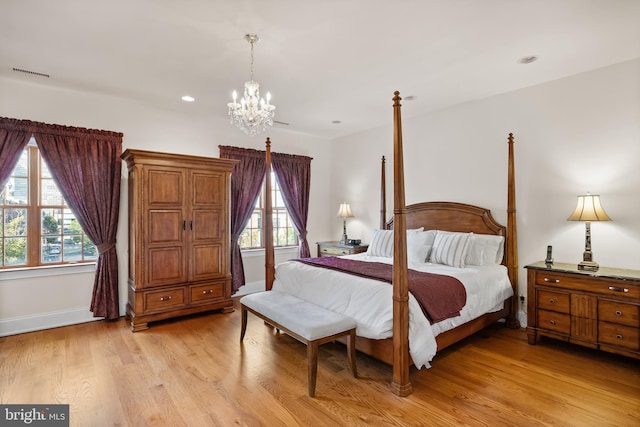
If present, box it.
[519,295,525,303]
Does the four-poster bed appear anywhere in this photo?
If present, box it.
[261,92,520,396]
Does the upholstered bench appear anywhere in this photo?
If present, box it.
[240,291,357,397]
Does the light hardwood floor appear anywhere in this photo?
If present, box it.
[1,304,638,427]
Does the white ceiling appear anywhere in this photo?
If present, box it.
[2,0,640,139]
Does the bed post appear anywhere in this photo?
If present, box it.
[506,133,521,328]
[265,138,275,291]
[380,155,386,229]
[390,91,412,396]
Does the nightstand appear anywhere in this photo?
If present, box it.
[525,261,640,359]
[316,241,368,257]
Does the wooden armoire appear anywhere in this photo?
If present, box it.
[121,149,237,331]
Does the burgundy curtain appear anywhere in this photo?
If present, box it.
[0,118,33,188]
[272,152,313,258]
[35,123,123,320]
[219,146,266,294]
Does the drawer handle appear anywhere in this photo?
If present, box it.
[160,296,172,301]
[548,298,555,304]
[608,286,629,293]
[615,310,622,317]
[202,289,213,294]
[544,278,560,283]
[549,320,556,326]
[616,334,623,340]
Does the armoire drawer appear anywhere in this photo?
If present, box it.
[144,287,186,312]
[190,282,225,304]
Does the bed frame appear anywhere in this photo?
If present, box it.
[263,92,520,396]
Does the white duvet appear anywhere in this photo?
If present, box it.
[272,253,513,369]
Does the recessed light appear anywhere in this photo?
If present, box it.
[181,95,195,102]
[331,120,342,124]
[404,95,416,101]
[518,56,538,64]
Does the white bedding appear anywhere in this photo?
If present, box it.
[272,253,513,369]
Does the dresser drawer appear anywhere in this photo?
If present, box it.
[598,299,640,327]
[537,309,571,334]
[190,282,225,303]
[600,281,640,299]
[317,242,368,257]
[537,289,570,313]
[320,246,351,256]
[144,287,186,312]
[535,271,640,298]
[599,322,640,351]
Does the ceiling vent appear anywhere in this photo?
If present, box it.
[12,67,50,78]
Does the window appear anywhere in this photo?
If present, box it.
[1,140,97,268]
[239,173,298,249]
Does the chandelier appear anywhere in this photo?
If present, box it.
[227,34,276,136]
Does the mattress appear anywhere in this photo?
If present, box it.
[272,253,513,368]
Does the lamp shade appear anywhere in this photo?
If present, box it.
[567,194,611,222]
[336,202,354,218]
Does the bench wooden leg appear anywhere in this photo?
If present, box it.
[347,329,357,378]
[240,305,248,342]
[307,341,319,397]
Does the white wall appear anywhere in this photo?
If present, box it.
[0,77,333,335]
[329,59,640,318]
[2,58,638,335]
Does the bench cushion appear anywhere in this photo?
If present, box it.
[241,291,356,341]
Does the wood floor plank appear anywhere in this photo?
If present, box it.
[1,308,638,426]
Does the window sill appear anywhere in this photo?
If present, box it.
[0,263,96,281]
[241,246,299,258]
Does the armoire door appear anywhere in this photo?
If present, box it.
[188,169,227,282]
[143,165,188,287]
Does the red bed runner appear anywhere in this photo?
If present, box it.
[291,257,467,323]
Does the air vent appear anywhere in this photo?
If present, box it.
[12,67,50,78]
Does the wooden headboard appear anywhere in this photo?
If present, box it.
[386,201,507,265]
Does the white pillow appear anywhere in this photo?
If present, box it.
[366,228,425,258]
[466,234,505,265]
[367,229,394,257]
[430,231,472,268]
[407,230,436,263]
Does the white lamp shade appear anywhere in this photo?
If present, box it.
[336,203,354,218]
[567,194,611,222]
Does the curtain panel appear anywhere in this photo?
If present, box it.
[0,117,123,320]
[0,118,36,188]
[219,145,313,293]
[219,146,266,293]
[271,152,312,258]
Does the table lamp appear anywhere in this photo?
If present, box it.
[336,202,354,245]
[567,194,611,271]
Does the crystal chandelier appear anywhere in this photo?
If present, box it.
[227,34,276,136]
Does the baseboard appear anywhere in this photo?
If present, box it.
[517,310,527,328]
[0,305,119,337]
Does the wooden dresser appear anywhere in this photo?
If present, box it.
[121,149,237,331]
[316,241,368,257]
[526,261,640,359]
